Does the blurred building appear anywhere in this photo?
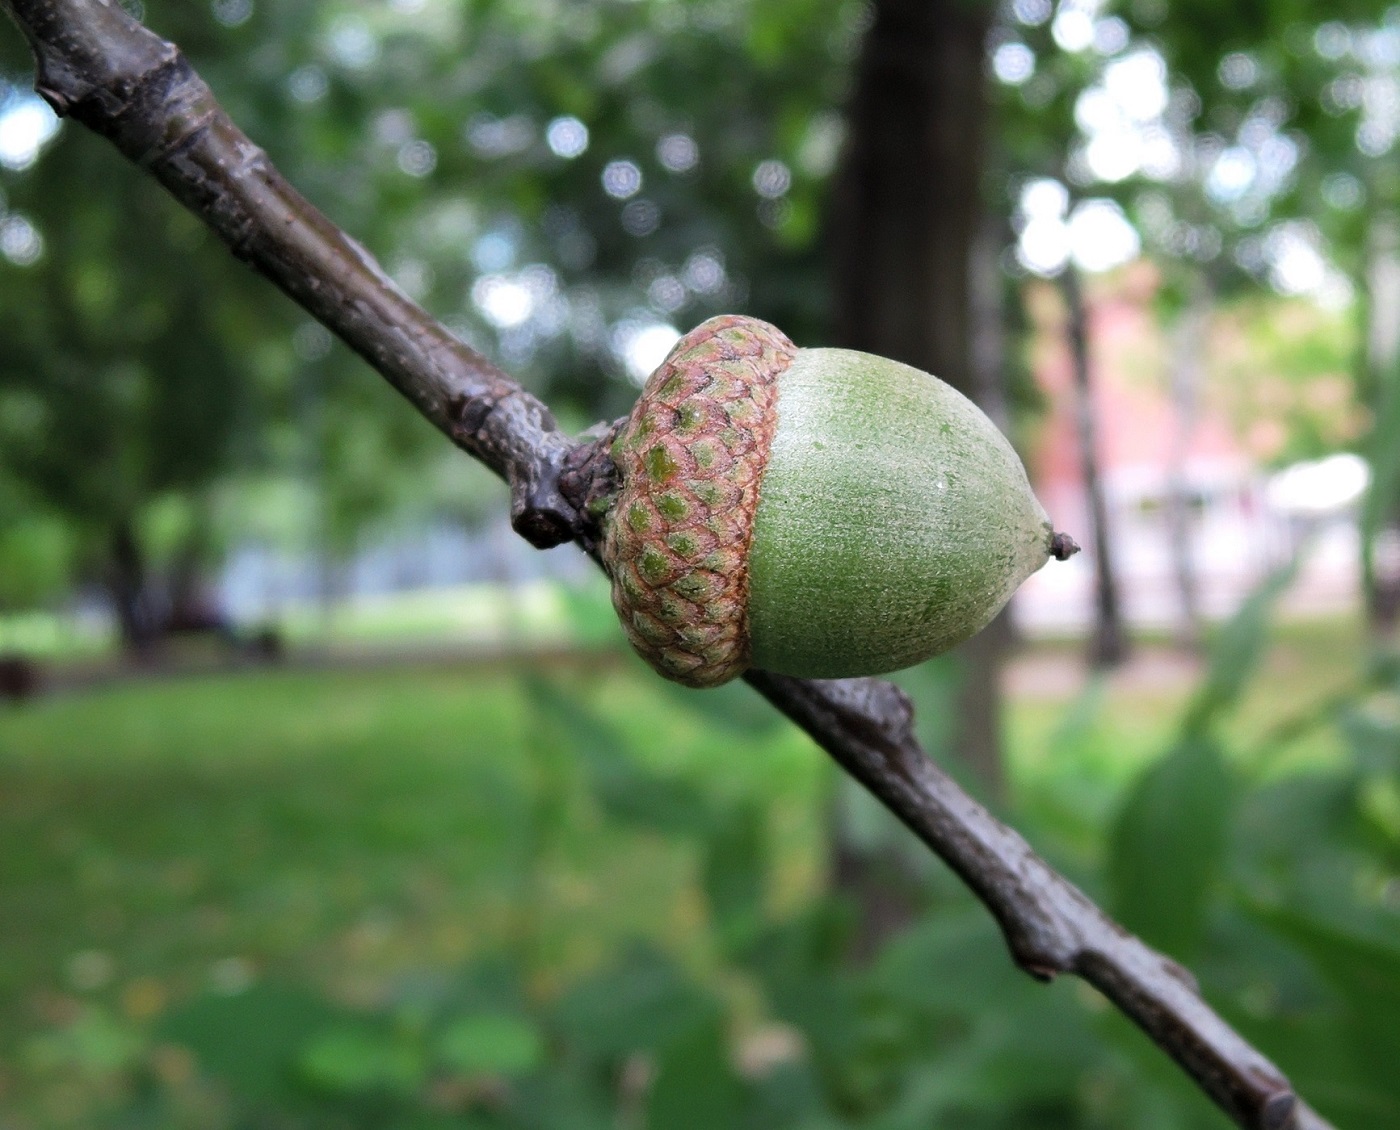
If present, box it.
[1013,274,1365,636]
[219,513,592,628]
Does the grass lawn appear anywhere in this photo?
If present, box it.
[0,615,1369,1125]
[0,653,831,1124]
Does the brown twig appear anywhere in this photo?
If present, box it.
[0,2,1332,1127]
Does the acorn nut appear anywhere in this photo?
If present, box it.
[601,314,1077,688]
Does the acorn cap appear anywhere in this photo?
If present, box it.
[603,315,793,687]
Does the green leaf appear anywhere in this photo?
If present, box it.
[873,909,1028,1015]
[868,910,1102,1125]
[1181,562,1297,737]
[591,765,717,837]
[512,1070,618,1130]
[157,983,346,1100]
[646,1015,747,1130]
[1253,908,1400,1114]
[298,1024,426,1096]
[551,944,719,1060]
[740,906,862,1072]
[1232,774,1366,912]
[1108,736,1234,960]
[1339,706,1400,778]
[742,1061,833,1129]
[703,802,768,952]
[438,1012,544,1077]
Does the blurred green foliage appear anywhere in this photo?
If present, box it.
[0,0,860,606]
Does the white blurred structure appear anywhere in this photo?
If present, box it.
[218,513,592,627]
[1017,452,1367,634]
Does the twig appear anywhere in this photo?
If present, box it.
[0,2,1333,1127]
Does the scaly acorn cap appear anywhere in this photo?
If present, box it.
[603,315,791,687]
[602,314,1069,688]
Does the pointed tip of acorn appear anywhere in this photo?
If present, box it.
[1050,531,1080,561]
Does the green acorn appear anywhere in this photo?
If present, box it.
[601,314,1074,688]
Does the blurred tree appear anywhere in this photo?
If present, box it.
[0,116,282,650]
[831,0,1006,795]
[1062,264,1131,666]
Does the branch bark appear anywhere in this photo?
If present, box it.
[0,2,1331,1127]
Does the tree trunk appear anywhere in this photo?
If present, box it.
[1364,213,1400,634]
[830,0,1002,789]
[959,213,1020,797]
[108,517,157,658]
[1165,272,1211,652]
[166,512,237,645]
[1062,267,1129,668]
[824,0,998,957]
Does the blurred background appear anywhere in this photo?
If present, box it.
[2,0,1399,1125]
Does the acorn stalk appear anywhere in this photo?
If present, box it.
[601,315,1075,688]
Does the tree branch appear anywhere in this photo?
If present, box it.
[0,2,1331,1127]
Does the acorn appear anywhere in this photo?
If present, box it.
[600,314,1075,688]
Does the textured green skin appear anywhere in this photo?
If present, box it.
[747,348,1053,679]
